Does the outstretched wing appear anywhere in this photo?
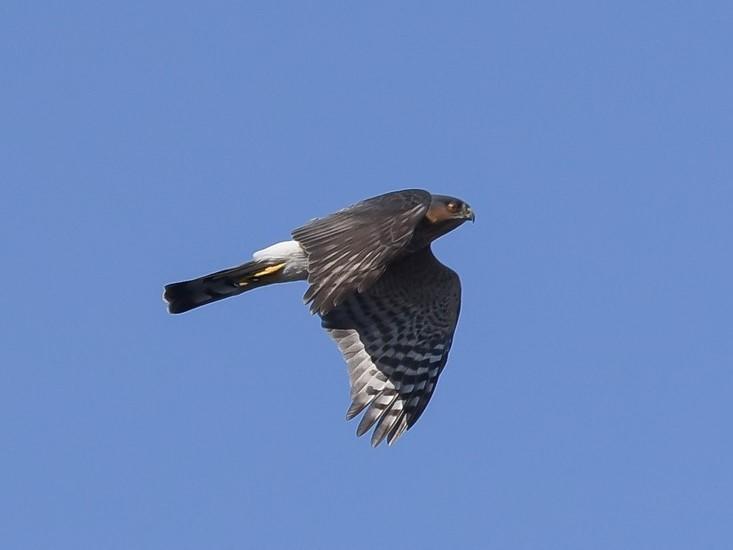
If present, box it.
[320,248,461,446]
[292,189,431,315]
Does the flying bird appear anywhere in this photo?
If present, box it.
[163,189,474,446]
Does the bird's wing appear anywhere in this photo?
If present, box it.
[320,247,461,446]
[291,189,431,314]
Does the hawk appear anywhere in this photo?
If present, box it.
[164,189,474,446]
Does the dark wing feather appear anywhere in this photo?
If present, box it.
[292,189,431,314]
[321,247,461,446]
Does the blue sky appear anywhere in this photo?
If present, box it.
[2,2,732,549]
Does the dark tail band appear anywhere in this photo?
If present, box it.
[163,260,285,314]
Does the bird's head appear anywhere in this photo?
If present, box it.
[414,194,475,246]
[426,194,475,225]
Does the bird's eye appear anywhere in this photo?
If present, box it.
[446,201,462,213]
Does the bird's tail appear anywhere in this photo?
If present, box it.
[163,260,287,314]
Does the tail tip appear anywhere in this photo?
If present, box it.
[163,282,197,314]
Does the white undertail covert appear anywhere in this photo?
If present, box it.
[252,240,308,281]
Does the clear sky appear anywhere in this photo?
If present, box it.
[2,2,732,549]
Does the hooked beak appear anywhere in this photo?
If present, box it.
[465,205,476,223]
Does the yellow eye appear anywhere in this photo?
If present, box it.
[446,201,462,213]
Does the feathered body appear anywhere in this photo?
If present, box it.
[164,189,474,446]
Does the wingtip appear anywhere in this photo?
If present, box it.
[370,431,387,448]
[355,422,371,438]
